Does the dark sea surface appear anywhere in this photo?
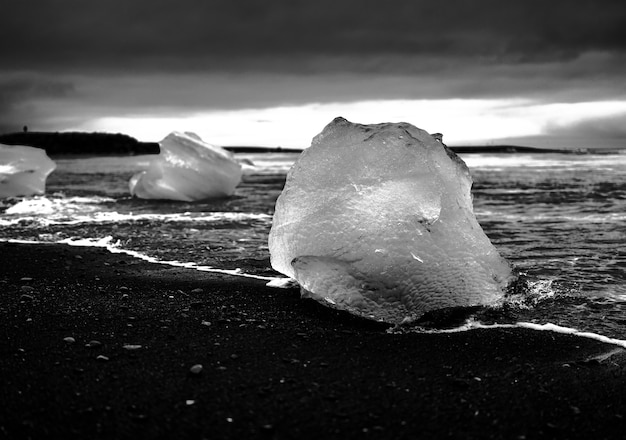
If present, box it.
[1,151,625,340]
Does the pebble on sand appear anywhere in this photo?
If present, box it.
[63,337,76,344]
[86,340,102,348]
[189,364,203,375]
[123,344,142,350]
[96,355,109,362]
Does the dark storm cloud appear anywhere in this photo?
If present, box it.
[2,0,626,74]
[2,0,626,137]
[0,75,75,133]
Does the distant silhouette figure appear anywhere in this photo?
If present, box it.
[23,125,28,133]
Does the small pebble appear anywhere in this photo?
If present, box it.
[96,355,109,361]
[191,288,203,294]
[189,364,203,375]
[86,340,102,348]
[186,400,196,405]
[20,294,34,301]
[20,277,33,282]
[200,320,211,327]
[63,337,76,344]
[123,344,142,350]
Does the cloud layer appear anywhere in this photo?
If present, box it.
[1,0,626,143]
[3,0,626,73]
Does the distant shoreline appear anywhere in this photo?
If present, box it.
[223,145,615,155]
[0,131,159,157]
[1,130,624,156]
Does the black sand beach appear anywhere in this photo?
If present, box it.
[2,242,626,439]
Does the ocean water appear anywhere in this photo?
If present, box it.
[1,151,625,340]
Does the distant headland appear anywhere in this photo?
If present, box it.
[0,130,617,156]
[0,131,160,156]
[0,131,305,156]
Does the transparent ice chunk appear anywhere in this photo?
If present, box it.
[269,117,515,323]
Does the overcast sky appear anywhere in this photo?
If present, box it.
[2,0,626,147]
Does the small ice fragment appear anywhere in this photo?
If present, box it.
[266,278,298,288]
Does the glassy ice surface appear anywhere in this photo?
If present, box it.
[269,118,515,323]
[0,144,56,198]
[129,132,242,201]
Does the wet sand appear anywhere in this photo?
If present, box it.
[1,241,626,439]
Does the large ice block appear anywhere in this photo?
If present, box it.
[0,144,56,199]
[129,132,242,201]
[268,117,516,324]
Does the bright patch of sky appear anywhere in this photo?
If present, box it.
[82,99,626,148]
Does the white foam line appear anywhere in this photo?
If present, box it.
[516,322,626,349]
[415,319,626,349]
[0,211,272,227]
[2,237,285,283]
